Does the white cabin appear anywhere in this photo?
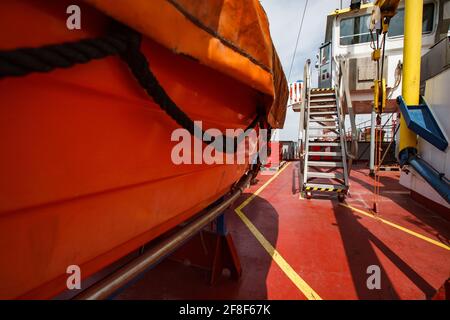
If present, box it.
[319,0,447,114]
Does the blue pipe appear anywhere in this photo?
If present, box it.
[408,155,450,204]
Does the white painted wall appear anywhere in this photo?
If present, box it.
[399,68,450,208]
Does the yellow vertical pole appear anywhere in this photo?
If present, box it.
[399,0,423,154]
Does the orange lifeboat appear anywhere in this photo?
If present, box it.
[0,0,287,298]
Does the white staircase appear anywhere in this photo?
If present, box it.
[302,87,349,200]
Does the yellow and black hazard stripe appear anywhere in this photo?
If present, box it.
[304,186,345,193]
[311,88,333,92]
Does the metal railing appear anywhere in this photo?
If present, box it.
[345,117,398,142]
[297,59,311,159]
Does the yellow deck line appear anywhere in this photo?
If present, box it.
[235,163,322,300]
[238,162,291,208]
[340,203,450,251]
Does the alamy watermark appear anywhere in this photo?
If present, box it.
[66,5,81,30]
[366,265,381,290]
[66,265,81,290]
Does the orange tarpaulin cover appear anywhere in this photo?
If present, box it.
[0,0,288,299]
[85,0,288,128]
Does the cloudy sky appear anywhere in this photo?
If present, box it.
[260,0,351,141]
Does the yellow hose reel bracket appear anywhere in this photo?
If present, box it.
[372,49,381,61]
[373,78,386,113]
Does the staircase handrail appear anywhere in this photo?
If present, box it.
[334,55,358,175]
[298,59,311,159]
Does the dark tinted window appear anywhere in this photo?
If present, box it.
[340,14,371,45]
[388,3,435,37]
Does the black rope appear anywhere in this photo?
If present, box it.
[0,34,127,77]
[0,25,262,153]
[119,28,261,152]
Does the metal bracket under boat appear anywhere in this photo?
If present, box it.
[74,170,254,300]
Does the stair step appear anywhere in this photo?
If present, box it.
[310,99,336,103]
[304,183,347,192]
[307,172,344,179]
[311,88,333,92]
[308,142,340,147]
[309,111,338,115]
[309,105,337,109]
[308,161,344,167]
[309,151,342,156]
[309,125,339,130]
[310,92,335,98]
[308,135,339,139]
[310,96,336,100]
[309,118,337,122]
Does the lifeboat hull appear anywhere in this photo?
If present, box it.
[0,0,287,299]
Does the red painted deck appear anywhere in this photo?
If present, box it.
[115,162,450,300]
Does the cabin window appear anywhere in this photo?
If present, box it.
[339,3,435,45]
[388,3,435,37]
[340,14,372,45]
[320,44,331,66]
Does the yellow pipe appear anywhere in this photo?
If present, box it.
[399,0,423,152]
